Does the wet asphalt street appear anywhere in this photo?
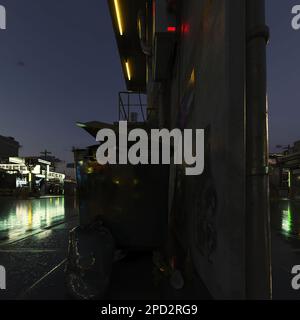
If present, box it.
[271,199,300,299]
[0,196,78,300]
[0,195,161,300]
[0,196,300,300]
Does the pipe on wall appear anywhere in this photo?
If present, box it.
[246,0,272,299]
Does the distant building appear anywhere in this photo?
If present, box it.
[52,161,76,181]
[39,155,76,181]
[0,135,20,158]
[269,140,300,199]
[290,140,300,154]
[0,157,65,196]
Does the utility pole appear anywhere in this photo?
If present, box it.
[246,0,272,299]
[40,149,52,160]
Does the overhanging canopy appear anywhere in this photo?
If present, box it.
[107,0,147,92]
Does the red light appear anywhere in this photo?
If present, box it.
[167,26,176,32]
[181,23,190,34]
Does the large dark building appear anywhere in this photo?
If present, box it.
[64,0,271,300]
[0,135,20,158]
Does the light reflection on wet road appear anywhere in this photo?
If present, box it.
[0,196,78,300]
[0,196,300,299]
[271,199,300,240]
[0,196,77,241]
[271,199,300,299]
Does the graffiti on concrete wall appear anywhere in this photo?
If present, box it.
[193,127,218,263]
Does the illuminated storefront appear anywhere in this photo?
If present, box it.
[0,157,65,194]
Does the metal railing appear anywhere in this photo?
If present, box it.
[119,91,147,122]
[118,91,158,123]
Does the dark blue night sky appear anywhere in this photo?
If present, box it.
[266,0,300,151]
[0,0,298,161]
[0,0,125,162]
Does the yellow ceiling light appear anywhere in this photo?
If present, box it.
[189,68,195,85]
[114,0,124,36]
[125,60,131,81]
